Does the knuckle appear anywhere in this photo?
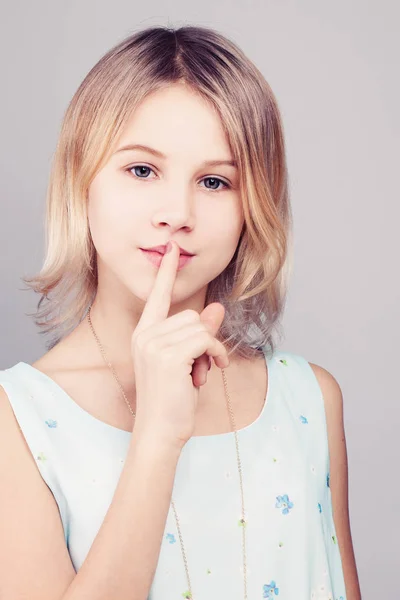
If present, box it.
[184,309,200,322]
[195,322,209,334]
[200,321,212,333]
[132,331,145,352]
[204,330,214,343]
[145,337,159,356]
[220,341,228,354]
[160,348,174,364]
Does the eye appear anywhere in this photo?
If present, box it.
[201,177,230,192]
[126,165,156,179]
[125,165,231,192]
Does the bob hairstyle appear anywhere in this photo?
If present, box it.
[23,25,293,360]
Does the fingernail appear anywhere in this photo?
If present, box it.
[166,241,173,253]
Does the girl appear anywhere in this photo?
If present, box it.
[0,25,361,600]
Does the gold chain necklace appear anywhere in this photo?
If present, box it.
[87,304,248,599]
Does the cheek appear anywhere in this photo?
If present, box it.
[205,204,243,252]
[199,220,242,279]
[87,193,132,262]
[87,172,144,246]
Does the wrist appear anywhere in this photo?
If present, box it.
[131,425,185,458]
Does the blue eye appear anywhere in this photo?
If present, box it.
[201,177,229,192]
[126,165,230,192]
[129,165,154,178]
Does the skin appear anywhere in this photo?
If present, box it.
[86,81,244,376]
[310,364,362,599]
[32,82,262,435]
[29,81,361,597]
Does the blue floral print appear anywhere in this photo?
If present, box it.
[263,580,280,597]
[275,494,294,515]
[1,349,350,600]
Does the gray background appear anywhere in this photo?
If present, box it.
[1,2,399,598]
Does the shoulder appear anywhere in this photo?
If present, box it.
[270,350,345,436]
[308,362,342,402]
[269,350,341,400]
[308,362,344,437]
[273,349,344,415]
[307,362,347,503]
[307,361,361,597]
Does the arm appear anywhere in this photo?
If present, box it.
[63,428,182,600]
[0,385,182,600]
[309,363,362,600]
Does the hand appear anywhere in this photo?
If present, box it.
[130,240,229,449]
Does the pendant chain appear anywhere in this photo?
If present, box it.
[87,304,247,599]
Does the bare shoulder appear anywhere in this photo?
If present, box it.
[0,385,76,597]
[308,362,346,488]
[308,362,343,412]
[31,318,91,374]
[31,337,74,373]
[308,362,362,600]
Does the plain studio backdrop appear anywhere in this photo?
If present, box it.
[0,2,398,598]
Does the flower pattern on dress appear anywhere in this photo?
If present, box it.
[263,580,280,597]
[275,494,294,515]
[3,351,348,600]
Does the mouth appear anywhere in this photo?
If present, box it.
[140,248,194,270]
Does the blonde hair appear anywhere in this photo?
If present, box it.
[23,25,293,360]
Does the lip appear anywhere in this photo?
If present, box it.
[141,244,194,256]
[140,248,194,270]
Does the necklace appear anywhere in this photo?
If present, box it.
[87,303,248,599]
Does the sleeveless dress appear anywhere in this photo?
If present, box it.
[0,348,347,600]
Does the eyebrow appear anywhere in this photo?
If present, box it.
[114,143,238,169]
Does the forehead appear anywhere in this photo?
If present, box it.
[115,84,233,160]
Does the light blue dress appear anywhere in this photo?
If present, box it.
[0,348,347,600]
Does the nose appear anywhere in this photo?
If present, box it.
[150,192,196,233]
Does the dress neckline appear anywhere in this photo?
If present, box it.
[12,347,274,442]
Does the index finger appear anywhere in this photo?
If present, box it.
[135,240,180,334]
